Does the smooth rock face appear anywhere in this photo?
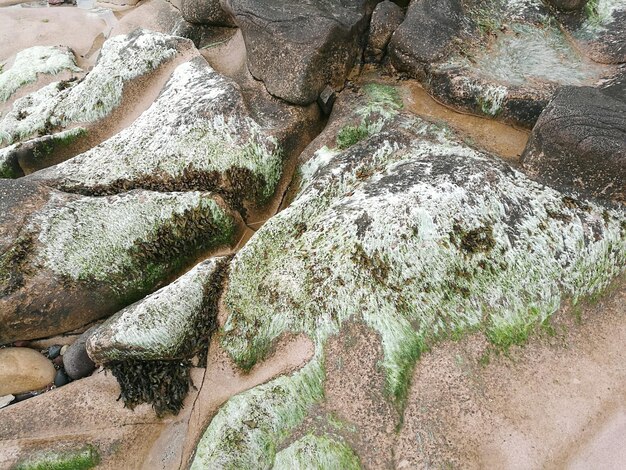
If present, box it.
[365,0,405,62]
[522,85,626,204]
[0,348,55,395]
[63,326,97,380]
[221,0,380,105]
[87,258,226,364]
[193,114,626,468]
[181,0,235,26]
[0,183,240,344]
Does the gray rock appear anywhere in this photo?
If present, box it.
[181,0,235,26]
[388,0,464,77]
[221,0,380,105]
[365,0,405,63]
[63,326,98,380]
[521,85,626,204]
[54,369,70,387]
[548,0,587,11]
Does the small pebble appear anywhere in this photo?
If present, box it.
[48,345,62,360]
[52,356,64,367]
[54,369,70,387]
[60,345,68,356]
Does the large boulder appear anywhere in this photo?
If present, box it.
[191,113,626,468]
[220,0,380,105]
[388,0,618,128]
[388,0,464,77]
[0,179,242,344]
[365,0,405,63]
[31,57,320,219]
[521,85,626,204]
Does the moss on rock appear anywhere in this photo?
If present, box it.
[14,445,99,470]
[273,434,362,470]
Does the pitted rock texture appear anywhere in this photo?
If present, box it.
[182,0,235,26]
[365,0,405,63]
[522,85,626,204]
[191,114,626,468]
[220,0,381,105]
[0,182,240,344]
[30,57,312,216]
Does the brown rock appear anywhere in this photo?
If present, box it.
[0,348,55,395]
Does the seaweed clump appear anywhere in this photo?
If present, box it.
[105,257,231,416]
[109,359,192,417]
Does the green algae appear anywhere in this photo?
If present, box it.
[14,445,99,470]
[273,434,362,470]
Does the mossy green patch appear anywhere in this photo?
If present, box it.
[14,445,99,470]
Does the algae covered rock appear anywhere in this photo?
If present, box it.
[87,257,229,364]
[522,85,626,204]
[0,29,192,148]
[32,58,291,216]
[0,46,81,104]
[389,0,617,127]
[0,182,240,344]
[192,114,625,468]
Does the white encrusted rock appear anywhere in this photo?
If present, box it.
[87,257,227,363]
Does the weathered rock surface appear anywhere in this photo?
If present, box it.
[0,179,241,344]
[548,0,587,11]
[0,29,193,157]
[32,57,320,218]
[522,85,626,204]
[63,326,97,380]
[87,257,227,364]
[220,0,380,105]
[0,348,55,395]
[388,0,618,127]
[191,114,626,468]
[0,46,81,104]
[182,0,235,26]
[365,0,405,63]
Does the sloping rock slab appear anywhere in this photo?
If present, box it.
[0,29,193,156]
[521,85,626,204]
[221,0,380,105]
[32,57,318,217]
[0,180,241,344]
[88,257,228,364]
[192,114,626,468]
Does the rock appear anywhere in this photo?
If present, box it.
[54,369,70,387]
[88,258,227,364]
[47,344,62,360]
[52,356,64,367]
[273,434,361,470]
[0,30,193,164]
[317,86,336,115]
[31,57,320,219]
[548,0,587,11]
[388,0,464,76]
[521,85,626,204]
[365,0,405,63]
[60,345,68,355]
[63,326,97,380]
[0,348,55,395]
[181,0,235,26]
[192,113,626,468]
[221,0,379,105]
[388,0,618,128]
[0,46,80,104]
[0,179,242,344]
[0,394,14,409]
